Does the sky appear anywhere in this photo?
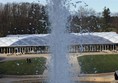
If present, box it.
[0,0,118,13]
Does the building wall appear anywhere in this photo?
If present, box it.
[0,44,118,54]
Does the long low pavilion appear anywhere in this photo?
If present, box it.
[0,32,118,54]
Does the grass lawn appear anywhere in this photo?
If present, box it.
[0,57,46,75]
[78,54,118,74]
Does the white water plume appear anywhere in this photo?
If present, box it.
[47,0,74,83]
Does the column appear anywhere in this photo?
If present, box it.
[75,46,76,53]
[8,48,10,54]
[88,45,90,52]
[3,48,5,53]
[87,45,89,52]
[84,45,86,52]
[94,45,96,52]
[104,45,106,50]
[114,44,116,50]
[98,45,100,51]
[91,45,92,52]
[1,48,3,53]
[90,45,92,52]
[7,48,8,54]
[83,45,85,52]
[30,47,32,52]
[113,44,115,51]
[19,47,21,53]
[101,45,103,51]
[73,46,75,53]
[100,45,102,51]
[77,45,79,53]
[22,47,24,54]
[106,45,108,50]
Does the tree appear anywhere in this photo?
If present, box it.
[28,3,48,34]
[0,2,49,36]
[102,7,111,31]
[70,6,99,32]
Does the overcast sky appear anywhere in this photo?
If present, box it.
[0,0,117,13]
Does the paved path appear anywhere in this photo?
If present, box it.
[0,54,49,62]
[0,52,117,62]
[0,73,115,83]
[70,55,81,77]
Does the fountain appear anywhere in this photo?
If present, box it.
[47,0,75,83]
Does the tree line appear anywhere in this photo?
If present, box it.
[70,7,118,33]
[0,2,49,37]
[0,3,118,37]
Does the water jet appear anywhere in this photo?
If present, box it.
[47,0,76,83]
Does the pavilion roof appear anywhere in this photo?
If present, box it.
[0,32,117,47]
